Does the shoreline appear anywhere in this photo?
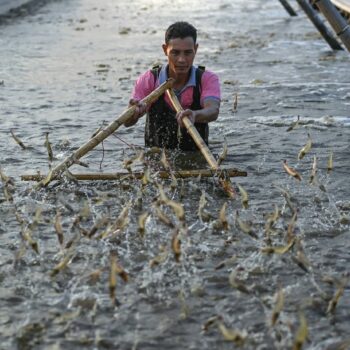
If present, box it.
[0,0,31,15]
[0,0,53,21]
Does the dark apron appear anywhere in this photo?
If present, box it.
[144,66,208,151]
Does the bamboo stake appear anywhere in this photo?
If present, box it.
[278,0,298,16]
[331,0,350,19]
[21,168,247,182]
[166,88,236,198]
[296,0,343,50]
[315,0,350,51]
[35,78,174,188]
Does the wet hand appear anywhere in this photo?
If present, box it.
[125,99,147,126]
[130,99,147,118]
[176,109,196,128]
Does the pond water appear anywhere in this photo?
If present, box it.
[0,0,350,349]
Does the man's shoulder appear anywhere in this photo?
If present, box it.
[136,69,156,83]
[201,69,220,84]
[200,68,218,76]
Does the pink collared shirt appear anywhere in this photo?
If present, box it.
[131,65,221,111]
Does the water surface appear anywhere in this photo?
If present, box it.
[0,1,349,349]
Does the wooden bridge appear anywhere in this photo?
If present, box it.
[279,0,350,51]
[331,0,350,16]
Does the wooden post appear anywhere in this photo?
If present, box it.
[296,0,343,49]
[35,78,174,188]
[278,0,298,16]
[314,0,350,51]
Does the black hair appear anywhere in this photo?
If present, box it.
[165,21,197,44]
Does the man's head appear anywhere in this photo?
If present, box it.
[165,21,197,44]
[163,22,198,79]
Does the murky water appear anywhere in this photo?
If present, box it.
[1,0,350,349]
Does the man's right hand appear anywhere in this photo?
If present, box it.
[124,99,147,127]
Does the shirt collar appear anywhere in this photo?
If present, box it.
[159,64,196,88]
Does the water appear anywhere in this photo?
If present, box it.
[1,0,350,349]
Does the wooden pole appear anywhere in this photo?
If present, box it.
[278,0,298,16]
[296,0,343,50]
[35,78,174,188]
[21,168,248,182]
[314,0,350,51]
[165,89,219,171]
[165,88,236,198]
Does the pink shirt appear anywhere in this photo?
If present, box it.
[131,65,221,110]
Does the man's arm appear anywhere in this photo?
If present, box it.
[176,98,220,127]
[124,70,156,127]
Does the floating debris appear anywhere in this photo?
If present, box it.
[160,148,171,171]
[261,238,295,255]
[283,160,302,181]
[229,270,250,294]
[237,183,249,209]
[235,211,257,238]
[109,254,118,306]
[154,205,174,228]
[44,132,54,163]
[137,212,149,237]
[54,210,64,246]
[171,229,181,263]
[327,280,346,315]
[265,204,280,237]
[198,190,212,222]
[286,210,298,243]
[217,140,228,166]
[271,288,285,326]
[10,129,26,150]
[202,315,219,332]
[232,93,238,112]
[215,255,237,270]
[51,254,74,277]
[298,133,312,160]
[327,151,333,173]
[292,240,311,273]
[217,318,247,345]
[286,115,300,132]
[292,312,308,350]
[21,227,39,254]
[149,246,168,268]
[309,155,317,184]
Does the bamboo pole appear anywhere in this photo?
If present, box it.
[35,78,174,188]
[314,0,350,51]
[296,0,343,50]
[21,168,247,182]
[166,88,236,198]
[278,0,298,16]
[166,89,220,170]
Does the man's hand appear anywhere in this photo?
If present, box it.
[176,109,196,128]
[124,99,147,127]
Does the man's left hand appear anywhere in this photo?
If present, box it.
[176,109,196,128]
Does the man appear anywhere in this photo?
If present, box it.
[125,21,221,151]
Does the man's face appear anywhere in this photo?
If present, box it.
[162,37,198,77]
